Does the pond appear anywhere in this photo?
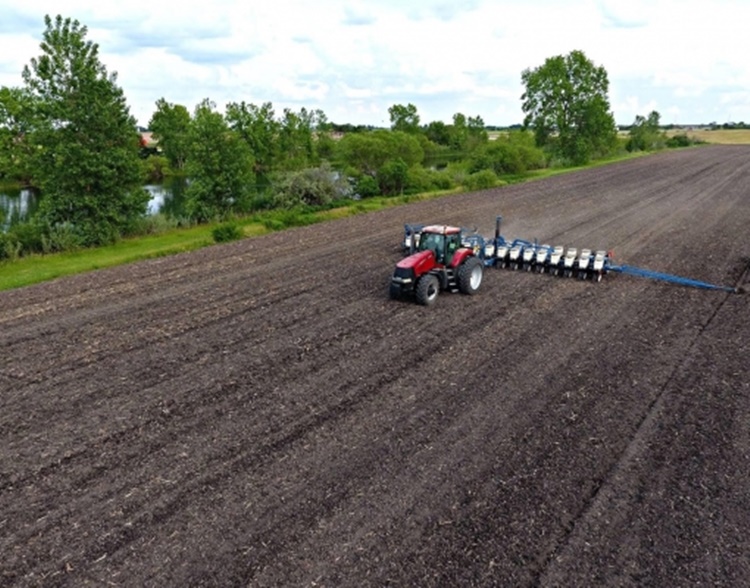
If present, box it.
[0,187,40,230]
[0,178,189,231]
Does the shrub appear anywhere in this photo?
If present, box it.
[42,222,83,253]
[124,213,183,236]
[7,222,45,255]
[272,163,351,208]
[249,191,276,211]
[259,209,316,231]
[377,159,409,195]
[404,165,433,194]
[445,163,469,187]
[464,169,498,191]
[355,175,380,198]
[430,169,455,190]
[666,133,694,148]
[212,222,243,243]
[0,232,21,261]
[468,132,546,176]
[75,221,120,247]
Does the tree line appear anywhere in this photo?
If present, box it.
[0,15,698,259]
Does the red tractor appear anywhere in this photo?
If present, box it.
[390,225,484,305]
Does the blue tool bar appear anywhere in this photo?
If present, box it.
[608,264,739,293]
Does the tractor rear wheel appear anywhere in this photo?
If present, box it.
[458,257,483,294]
[415,274,440,306]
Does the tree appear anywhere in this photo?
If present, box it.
[448,113,487,152]
[148,98,191,170]
[388,103,421,134]
[336,130,423,178]
[521,50,617,164]
[0,86,37,184]
[278,107,315,170]
[468,131,546,175]
[626,110,665,152]
[21,15,148,245]
[382,131,424,167]
[377,158,408,195]
[336,132,390,177]
[425,120,451,146]
[184,99,254,221]
[225,101,279,182]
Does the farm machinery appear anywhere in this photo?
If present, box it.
[390,215,743,306]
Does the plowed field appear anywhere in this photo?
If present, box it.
[2,146,749,587]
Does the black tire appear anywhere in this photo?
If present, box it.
[458,257,483,295]
[415,274,440,306]
[389,281,402,300]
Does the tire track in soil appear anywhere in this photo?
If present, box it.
[534,275,747,586]
[537,258,750,587]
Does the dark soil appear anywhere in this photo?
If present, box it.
[1,146,749,587]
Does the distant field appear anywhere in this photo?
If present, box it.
[493,129,750,144]
[671,128,750,144]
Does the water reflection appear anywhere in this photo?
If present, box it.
[144,177,188,217]
[0,187,40,230]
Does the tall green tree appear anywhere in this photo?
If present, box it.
[226,101,279,182]
[22,15,148,244]
[388,103,421,134]
[450,112,468,150]
[448,113,487,152]
[185,99,254,221]
[425,120,450,146]
[0,86,37,184]
[148,98,191,170]
[278,107,315,170]
[521,49,617,164]
[312,109,336,161]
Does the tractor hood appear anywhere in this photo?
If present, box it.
[396,249,436,275]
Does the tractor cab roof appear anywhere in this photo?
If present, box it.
[421,225,461,235]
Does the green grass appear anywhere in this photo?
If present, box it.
[0,224,216,291]
[0,152,647,292]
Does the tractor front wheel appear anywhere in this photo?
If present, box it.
[458,257,483,295]
[416,274,440,306]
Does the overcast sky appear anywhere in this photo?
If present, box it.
[1,0,748,128]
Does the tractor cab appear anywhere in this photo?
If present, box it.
[416,225,462,266]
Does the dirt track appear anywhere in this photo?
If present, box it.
[1,146,749,587]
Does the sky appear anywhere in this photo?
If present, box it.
[1,0,748,129]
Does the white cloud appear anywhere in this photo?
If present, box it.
[0,0,748,126]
